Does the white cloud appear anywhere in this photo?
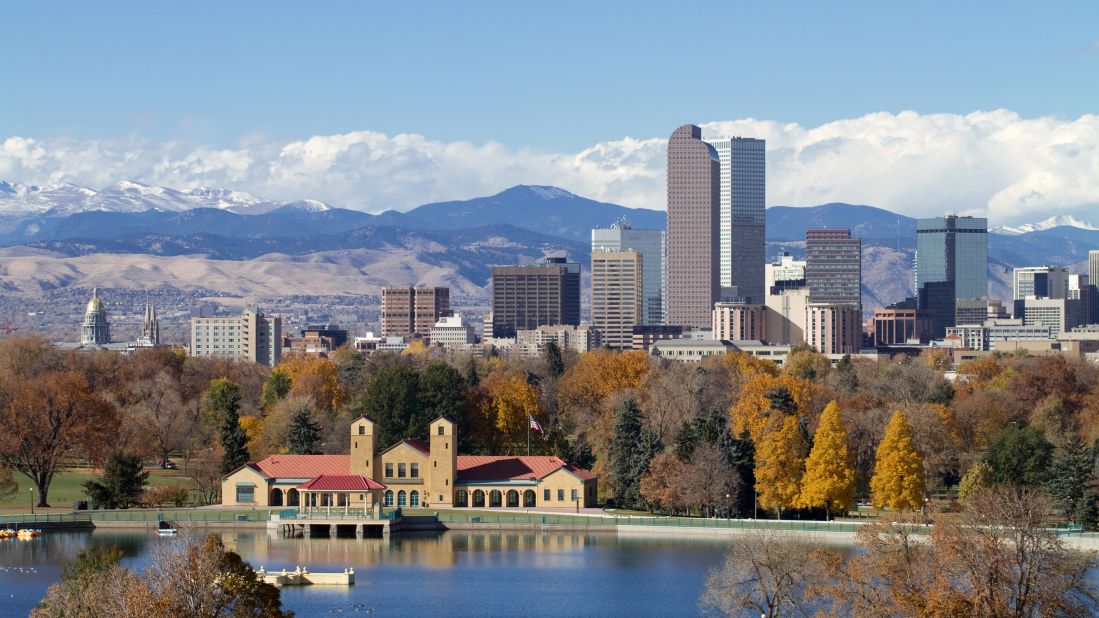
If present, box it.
[2,109,1098,225]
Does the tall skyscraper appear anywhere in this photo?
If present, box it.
[805,228,862,304]
[380,287,450,338]
[666,124,720,329]
[491,257,580,338]
[915,215,988,337]
[704,136,766,303]
[592,219,665,325]
[1090,250,1099,289]
[591,250,644,349]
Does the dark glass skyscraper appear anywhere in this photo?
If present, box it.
[915,215,988,337]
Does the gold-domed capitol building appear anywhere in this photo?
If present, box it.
[80,288,111,345]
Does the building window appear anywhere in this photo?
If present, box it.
[358,425,365,435]
[410,490,420,507]
[384,490,393,506]
[557,489,565,501]
[571,489,578,501]
[235,486,254,503]
[385,463,393,478]
[397,490,407,507]
[544,488,550,501]
[398,463,406,478]
[438,425,445,436]
[410,463,419,478]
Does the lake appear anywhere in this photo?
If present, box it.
[0,528,737,617]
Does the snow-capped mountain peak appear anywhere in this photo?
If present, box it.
[993,215,1099,235]
[0,180,333,217]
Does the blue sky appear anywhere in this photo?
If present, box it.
[2,2,1098,223]
[4,2,1097,150]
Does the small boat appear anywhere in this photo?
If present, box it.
[156,527,178,536]
[16,528,43,539]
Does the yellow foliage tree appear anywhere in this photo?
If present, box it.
[798,401,855,517]
[481,370,542,443]
[870,410,927,511]
[279,354,345,413]
[730,373,816,443]
[755,415,805,515]
[557,349,654,413]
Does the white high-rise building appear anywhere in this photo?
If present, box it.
[703,136,766,304]
[765,252,806,292]
[592,220,665,325]
[190,308,282,367]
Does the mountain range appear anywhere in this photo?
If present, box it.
[0,180,1096,313]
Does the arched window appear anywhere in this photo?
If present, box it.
[410,490,420,507]
[473,490,485,507]
[506,490,519,508]
[287,488,300,507]
[270,488,284,507]
[523,490,536,507]
[397,490,407,507]
[489,490,502,508]
[384,490,394,507]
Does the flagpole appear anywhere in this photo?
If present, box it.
[527,417,530,456]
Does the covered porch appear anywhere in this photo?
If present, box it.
[294,475,388,519]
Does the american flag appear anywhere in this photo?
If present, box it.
[529,414,547,439]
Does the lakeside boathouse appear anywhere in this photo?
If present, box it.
[222,416,598,513]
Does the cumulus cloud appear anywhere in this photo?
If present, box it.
[2,109,1098,225]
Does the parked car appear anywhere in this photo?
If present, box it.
[160,459,178,470]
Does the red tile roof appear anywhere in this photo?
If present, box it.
[404,439,430,456]
[456,456,596,482]
[296,475,386,491]
[252,455,350,479]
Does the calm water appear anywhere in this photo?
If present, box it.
[0,529,737,617]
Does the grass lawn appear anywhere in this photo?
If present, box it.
[1,467,197,512]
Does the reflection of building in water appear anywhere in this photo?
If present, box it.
[221,416,598,510]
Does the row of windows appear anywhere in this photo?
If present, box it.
[383,490,419,507]
[384,463,419,478]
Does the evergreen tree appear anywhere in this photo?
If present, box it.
[204,378,249,475]
[544,339,565,378]
[351,361,421,446]
[984,423,1054,487]
[834,354,859,393]
[287,404,322,455]
[870,410,926,511]
[765,386,797,416]
[1047,437,1098,530]
[609,398,661,508]
[83,452,149,509]
[923,378,955,405]
[798,401,855,518]
[259,367,292,412]
[464,356,480,388]
[755,415,805,516]
[673,420,701,461]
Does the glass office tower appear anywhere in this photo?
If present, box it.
[915,215,988,337]
[592,220,665,325]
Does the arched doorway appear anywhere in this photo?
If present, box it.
[270,488,283,507]
[397,490,407,507]
[523,490,536,507]
[489,490,502,508]
[473,490,485,507]
[410,490,420,507]
[506,490,519,508]
[287,489,300,507]
[456,490,468,507]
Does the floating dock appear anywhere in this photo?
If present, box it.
[256,566,354,586]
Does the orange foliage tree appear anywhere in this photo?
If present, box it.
[730,373,817,443]
[278,354,345,413]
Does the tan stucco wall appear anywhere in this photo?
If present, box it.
[221,467,269,507]
[540,469,597,508]
[378,443,432,504]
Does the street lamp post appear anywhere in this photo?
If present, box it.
[30,487,36,515]
[725,493,730,519]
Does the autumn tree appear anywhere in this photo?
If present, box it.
[259,366,292,412]
[870,410,926,511]
[798,401,855,518]
[730,373,816,443]
[640,451,691,514]
[755,415,805,516]
[203,379,249,475]
[280,354,345,413]
[0,370,118,507]
[480,369,543,450]
[700,529,827,618]
[129,371,194,465]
